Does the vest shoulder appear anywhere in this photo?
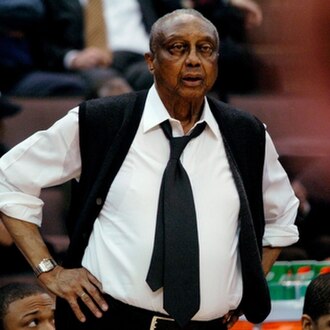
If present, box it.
[78,90,148,130]
[207,96,264,127]
[80,90,147,113]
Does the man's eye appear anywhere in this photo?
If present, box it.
[27,320,38,328]
[199,44,214,55]
[169,43,187,54]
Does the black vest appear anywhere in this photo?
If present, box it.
[61,90,270,324]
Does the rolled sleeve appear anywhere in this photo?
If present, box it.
[0,107,80,225]
[0,191,43,226]
[262,211,299,247]
[262,131,299,247]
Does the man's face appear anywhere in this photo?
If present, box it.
[4,293,55,330]
[312,315,330,330]
[146,14,219,102]
[316,315,330,330]
[302,314,330,330]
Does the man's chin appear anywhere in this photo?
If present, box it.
[178,86,209,99]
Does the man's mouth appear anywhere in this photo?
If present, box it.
[182,75,203,86]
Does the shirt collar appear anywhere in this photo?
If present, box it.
[143,84,220,139]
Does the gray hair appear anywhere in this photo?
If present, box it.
[149,9,220,54]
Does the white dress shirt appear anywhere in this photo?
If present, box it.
[0,85,299,320]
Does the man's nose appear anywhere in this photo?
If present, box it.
[185,48,201,66]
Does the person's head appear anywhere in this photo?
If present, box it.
[145,9,219,103]
[302,273,330,330]
[0,282,55,330]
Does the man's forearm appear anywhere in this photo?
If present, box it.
[262,246,282,275]
[1,212,55,272]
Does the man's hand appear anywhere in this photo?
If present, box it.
[38,266,109,323]
[229,0,263,29]
[223,309,244,328]
[71,47,112,70]
[1,214,109,323]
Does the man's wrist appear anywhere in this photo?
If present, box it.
[34,258,58,277]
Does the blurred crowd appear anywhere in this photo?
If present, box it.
[0,0,265,102]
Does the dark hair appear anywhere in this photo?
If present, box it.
[149,8,219,54]
[303,273,330,321]
[0,282,47,330]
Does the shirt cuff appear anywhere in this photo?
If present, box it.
[0,192,43,226]
[263,223,299,247]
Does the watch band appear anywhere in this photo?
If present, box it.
[34,258,58,277]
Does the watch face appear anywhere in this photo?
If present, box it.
[41,259,53,271]
[39,259,56,272]
[34,259,57,277]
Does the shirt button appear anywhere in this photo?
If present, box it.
[96,197,103,205]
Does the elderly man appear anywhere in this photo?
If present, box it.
[0,9,298,330]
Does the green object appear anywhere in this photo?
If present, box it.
[290,260,316,281]
[313,260,330,276]
[267,261,291,283]
[268,283,296,300]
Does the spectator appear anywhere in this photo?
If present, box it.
[0,282,55,330]
[301,273,330,330]
[38,0,161,98]
[0,0,88,98]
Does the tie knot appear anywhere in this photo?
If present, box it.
[160,120,206,160]
[170,136,191,160]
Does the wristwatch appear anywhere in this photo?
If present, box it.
[34,258,57,277]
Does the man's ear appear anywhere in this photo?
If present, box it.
[302,314,314,330]
[144,52,155,73]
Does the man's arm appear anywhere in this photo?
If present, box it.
[1,214,52,266]
[262,246,282,275]
[1,212,108,323]
[0,107,108,322]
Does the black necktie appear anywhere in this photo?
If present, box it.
[146,119,206,327]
